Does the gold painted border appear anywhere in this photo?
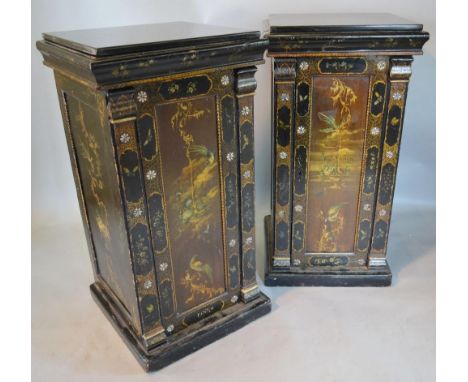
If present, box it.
[238,94,257,287]
[290,59,313,267]
[370,77,408,258]
[219,92,241,291]
[111,107,163,336]
[273,78,295,266]
[353,57,390,263]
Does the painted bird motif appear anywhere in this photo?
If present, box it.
[189,255,214,284]
[189,144,215,164]
[181,198,193,224]
[318,78,357,134]
[324,202,348,223]
[317,112,339,134]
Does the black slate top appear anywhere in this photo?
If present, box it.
[268,13,423,33]
[43,22,261,57]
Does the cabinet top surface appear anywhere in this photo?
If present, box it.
[43,22,261,57]
[267,13,423,33]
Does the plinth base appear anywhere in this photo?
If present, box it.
[264,215,392,287]
[265,268,392,287]
[91,283,271,372]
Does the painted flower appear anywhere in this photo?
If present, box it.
[297,125,306,135]
[187,82,197,94]
[245,237,253,245]
[363,204,371,212]
[386,151,394,159]
[280,93,289,102]
[146,169,157,180]
[295,205,303,213]
[137,90,148,103]
[243,170,251,179]
[377,61,386,71]
[159,262,168,272]
[299,61,309,71]
[143,280,153,289]
[241,106,250,116]
[279,151,287,159]
[133,207,143,217]
[166,324,174,333]
[229,239,236,248]
[293,259,301,266]
[221,75,230,86]
[231,295,239,303]
[168,83,179,94]
[379,209,387,217]
[120,133,130,144]
[112,64,129,78]
[226,152,235,162]
[371,127,381,136]
[393,92,402,101]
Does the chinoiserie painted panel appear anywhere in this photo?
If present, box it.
[306,75,370,254]
[156,96,226,313]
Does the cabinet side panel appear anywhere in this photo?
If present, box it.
[55,74,140,329]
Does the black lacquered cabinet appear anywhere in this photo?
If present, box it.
[264,14,429,286]
[37,22,270,372]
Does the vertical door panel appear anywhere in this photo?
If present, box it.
[155,96,226,313]
[306,76,370,253]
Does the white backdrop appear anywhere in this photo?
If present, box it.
[32,0,435,228]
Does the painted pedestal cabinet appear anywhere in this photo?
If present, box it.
[264,14,429,286]
[37,22,270,371]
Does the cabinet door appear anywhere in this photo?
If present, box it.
[135,71,243,332]
[289,57,390,269]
